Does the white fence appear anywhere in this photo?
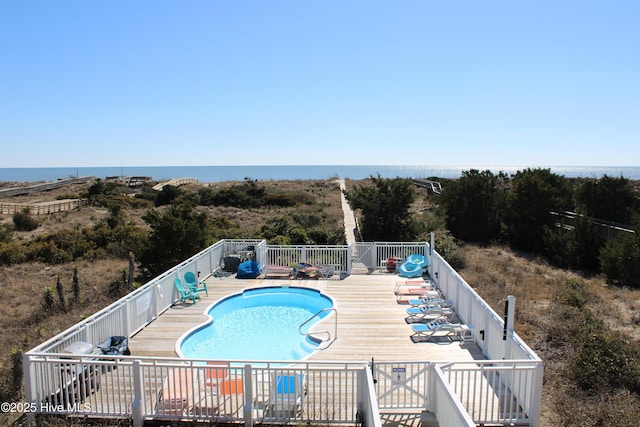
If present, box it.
[430,247,543,425]
[24,238,542,426]
[24,356,374,426]
[262,245,351,276]
[354,241,431,272]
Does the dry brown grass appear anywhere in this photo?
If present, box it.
[3,178,640,426]
[194,179,344,236]
[1,178,345,426]
[460,244,640,426]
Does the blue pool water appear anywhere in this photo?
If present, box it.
[178,287,333,361]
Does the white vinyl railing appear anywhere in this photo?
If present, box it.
[24,237,543,426]
[24,356,374,426]
[262,245,350,276]
[354,241,430,271]
[430,248,543,425]
[430,365,476,427]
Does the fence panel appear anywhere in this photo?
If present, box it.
[430,249,542,424]
[373,362,430,410]
[441,361,539,426]
[354,242,430,270]
[26,356,367,424]
[431,365,477,427]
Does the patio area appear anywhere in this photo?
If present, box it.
[25,239,541,426]
[129,273,485,364]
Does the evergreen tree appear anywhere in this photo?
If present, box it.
[599,215,640,288]
[575,175,638,224]
[439,169,507,243]
[137,202,212,277]
[343,175,420,241]
[504,168,572,253]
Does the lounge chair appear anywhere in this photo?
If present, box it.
[394,284,440,298]
[407,296,452,307]
[155,368,197,416]
[184,271,208,296]
[405,305,455,323]
[174,278,198,304]
[204,361,229,389]
[396,279,428,286]
[290,262,322,279]
[263,265,294,279]
[393,279,437,295]
[193,365,242,417]
[265,372,305,420]
[410,317,463,343]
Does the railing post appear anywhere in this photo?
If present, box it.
[428,233,434,277]
[131,360,145,427]
[427,363,437,413]
[124,299,131,338]
[530,362,544,426]
[23,354,35,404]
[243,364,253,427]
[372,242,378,268]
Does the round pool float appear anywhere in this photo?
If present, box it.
[398,254,428,278]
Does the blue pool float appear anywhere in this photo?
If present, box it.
[398,254,428,278]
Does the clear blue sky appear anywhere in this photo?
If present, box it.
[1,1,639,168]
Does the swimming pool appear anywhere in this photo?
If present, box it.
[178,287,334,361]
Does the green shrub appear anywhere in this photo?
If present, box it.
[154,185,182,207]
[0,241,27,265]
[554,278,589,309]
[263,192,299,207]
[136,202,213,278]
[571,328,640,394]
[599,230,640,288]
[0,224,12,243]
[28,240,71,264]
[431,229,466,270]
[41,287,56,311]
[553,279,640,395]
[13,208,39,231]
[10,347,23,395]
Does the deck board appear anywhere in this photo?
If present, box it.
[124,273,494,423]
[129,273,485,364]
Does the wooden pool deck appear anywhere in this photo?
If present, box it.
[129,272,485,364]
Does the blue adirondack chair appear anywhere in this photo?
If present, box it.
[184,271,208,296]
[174,278,198,304]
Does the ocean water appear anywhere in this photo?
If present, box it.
[1,165,639,183]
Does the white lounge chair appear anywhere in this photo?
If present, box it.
[193,367,243,417]
[405,305,455,323]
[407,296,453,307]
[155,368,198,416]
[410,317,464,342]
[394,285,440,296]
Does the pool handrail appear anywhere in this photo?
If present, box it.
[299,307,338,349]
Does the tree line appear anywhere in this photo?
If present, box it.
[344,169,640,287]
